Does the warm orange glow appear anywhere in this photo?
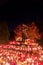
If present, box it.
[0,22,43,65]
[14,22,41,42]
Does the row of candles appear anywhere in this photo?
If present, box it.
[0,40,43,65]
[0,47,43,65]
[0,41,43,54]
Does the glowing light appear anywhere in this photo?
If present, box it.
[0,38,43,65]
[5,62,10,65]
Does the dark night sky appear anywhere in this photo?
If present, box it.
[0,1,43,45]
[0,1,43,32]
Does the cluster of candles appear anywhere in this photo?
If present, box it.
[0,39,43,65]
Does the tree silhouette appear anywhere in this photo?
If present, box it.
[14,22,41,42]
[0,22,10,44]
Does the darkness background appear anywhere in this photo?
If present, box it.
[0,1,43,43]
